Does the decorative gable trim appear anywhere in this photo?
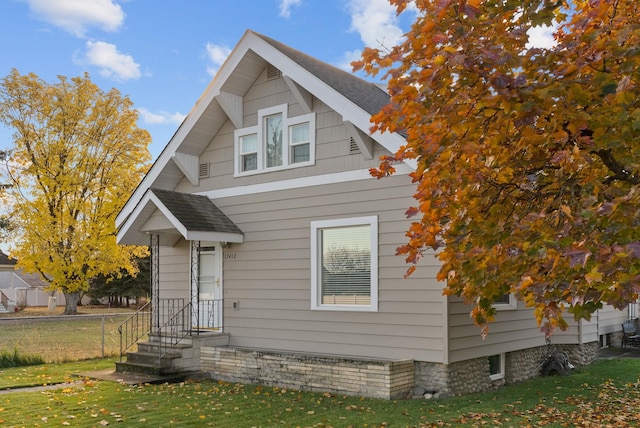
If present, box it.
[216,91,244,129]
[283,76,313,114]
[172,152,200,186]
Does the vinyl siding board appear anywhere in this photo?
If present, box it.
[448,295,590,362]
[597,304,629,335]
[158,242,189,295]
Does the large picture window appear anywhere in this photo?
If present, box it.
[234,104,315,176]
[311,216,378,311]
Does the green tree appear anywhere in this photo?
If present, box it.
[355,0,640,335]
[0,69,151,314]
[89,255,150,307]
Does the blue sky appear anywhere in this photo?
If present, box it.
[0,0,422,160]
[1,0,554,161]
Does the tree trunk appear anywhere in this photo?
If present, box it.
[63,290,80,315]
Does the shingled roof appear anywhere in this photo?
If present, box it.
[150,189,242,235]
[255,32,390,116]
[0,250,16,266]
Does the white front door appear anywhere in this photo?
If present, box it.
[193,245,222,329]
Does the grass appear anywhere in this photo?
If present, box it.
[0,306,137,362]
[0,357,639,426]
[0,358,115,389]
[0,349,44,368]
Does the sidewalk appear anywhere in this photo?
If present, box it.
[598,346,640,359]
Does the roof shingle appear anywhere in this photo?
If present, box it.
[150,189,242,235]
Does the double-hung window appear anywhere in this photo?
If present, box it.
[311,216,378,312]
[234,104,315,176]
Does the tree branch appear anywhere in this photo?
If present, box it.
[592,149,640,185]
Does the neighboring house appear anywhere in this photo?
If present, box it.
[0,250,65,310]
[116,30,629,398]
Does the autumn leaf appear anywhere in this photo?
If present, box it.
[0,70,151,315]
[361,0,640,335]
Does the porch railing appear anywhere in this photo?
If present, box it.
[0,291,9,311]
[118,301,152,360]
[118,298,222,363]
[158,301,193,364]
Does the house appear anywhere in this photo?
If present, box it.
[115,30,628,398]
[0,250,65,311]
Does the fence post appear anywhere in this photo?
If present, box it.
[101,315,105,358]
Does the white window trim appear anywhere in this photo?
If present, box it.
[310,216,378,312]
[234,104,315,177]
[489,353,505,381]
[493,293,517,311]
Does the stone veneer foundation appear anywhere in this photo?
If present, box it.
[201,347,414,399]
[415,342,600,397]
[201,343,599,399]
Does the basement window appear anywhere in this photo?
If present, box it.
[488,354,505,381]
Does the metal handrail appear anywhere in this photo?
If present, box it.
[157,301,193,364]
[118,301,152,360]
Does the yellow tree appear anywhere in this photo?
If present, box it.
[355,0,640,335]
[0,69,151,314]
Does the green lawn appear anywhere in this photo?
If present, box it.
[0,308,135,362]
[0,357,640,426]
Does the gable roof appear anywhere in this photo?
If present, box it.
[0,250,16,267]
[117,30,409,239]
[151,189,242,236]
[256,33,390,116]
[118,188,243,246]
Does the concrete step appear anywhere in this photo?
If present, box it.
[124,350,179,366]
[136,341,189,354]
[115,360,177,376]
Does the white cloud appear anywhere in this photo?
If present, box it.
[337,49,363,72]
[279,0,302,18]
[205,42,232,76]
[137,108,185,126]
[346,0,404,49]
[527,25,557,49]
[77,40,141,81]
[24,0,124,37]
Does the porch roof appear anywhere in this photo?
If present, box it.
[117,188,243,246]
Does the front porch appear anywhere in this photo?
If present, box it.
[116,298,228,377]
[115,188,244,377]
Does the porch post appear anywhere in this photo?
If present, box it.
[150,233,160,333]
[190,240,200,332]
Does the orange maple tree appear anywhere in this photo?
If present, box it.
[355,0,640,335]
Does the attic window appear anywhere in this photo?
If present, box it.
[199,163,210,178]
[349,137,360,153]
[234,104,315,176]
[266,64,281,80]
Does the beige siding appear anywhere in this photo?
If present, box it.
[447,294,607,363]
[193,174,448,363]
[158,240,190,299]
[448,297,545,363]
[597,304,629,335]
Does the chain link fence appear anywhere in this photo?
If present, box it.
[0,313,133,362]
